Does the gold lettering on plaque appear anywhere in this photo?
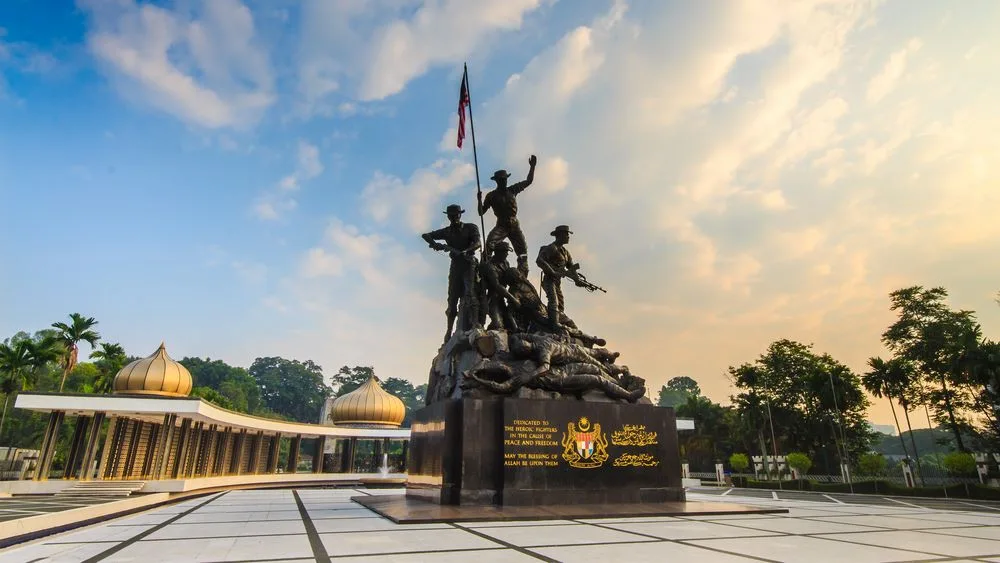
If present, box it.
[611,424,658,447]
[613,453,660,467]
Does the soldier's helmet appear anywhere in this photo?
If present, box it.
[490,169,511,181]
[443,204,465,215]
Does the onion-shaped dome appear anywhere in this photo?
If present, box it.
[328,375,405,428]
[112,342,193,397]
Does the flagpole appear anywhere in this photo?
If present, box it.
[463,63,486,261]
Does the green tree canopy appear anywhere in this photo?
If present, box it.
[882,286,989,451]
[249,356,332,423]
[181,357,262,414]
[657,376,702,408]
[729,339,875,474]
[331,366,375,397]
[381,377,427,427]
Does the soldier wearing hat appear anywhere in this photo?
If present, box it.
[478,241,520,331]
[478,154,537,275]
[422,204,482,342]
[536,225,582,328]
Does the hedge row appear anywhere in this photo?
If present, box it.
[731,476,1000,500]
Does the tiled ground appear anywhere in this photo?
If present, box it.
[0,494,127,522]
[4,487,1000,562]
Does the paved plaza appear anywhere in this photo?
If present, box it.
[3,487,1000,562]
[0,494,126,523]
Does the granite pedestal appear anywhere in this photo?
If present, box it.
[403,398,685,506]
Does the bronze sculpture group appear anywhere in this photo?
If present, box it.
[421,155,646,405]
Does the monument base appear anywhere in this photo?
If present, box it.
[353,494,788,524]
[404,398,685,507]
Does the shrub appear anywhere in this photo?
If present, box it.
[942,452,976,476]
[729,453,750,473]
[858,453,887,476]
[786,452,812,475]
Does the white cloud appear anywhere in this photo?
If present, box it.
[253,139,325,220]
[866,38,922,104]
[362,0,547,100]
[80,0,274,129]
[297,140,324,180]
[536,157,569,194]
[360,159,475,233]
[300,247,344,279]
[295,0,548,113]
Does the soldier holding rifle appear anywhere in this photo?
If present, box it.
[536,225,606,328]
[422,204,482,342]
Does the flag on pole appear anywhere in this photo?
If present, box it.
[457,68,470,149]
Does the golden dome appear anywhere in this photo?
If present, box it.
[328,375,405,427]
[113,342,193,397]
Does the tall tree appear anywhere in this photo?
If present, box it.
[381,377,427,427]
[657,376,702,408]
[730,340,875,474]
[180,357,262,413]
[675,395,734,470]
[51,313,101,392]
[0,335,61,440]
[249,356,332,423]
[90,342,127,393]
[882,286,980,451]
[331,366,375,398]
[862,356,924,484]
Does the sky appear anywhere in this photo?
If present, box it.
[1,0,998,429]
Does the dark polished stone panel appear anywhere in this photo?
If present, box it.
[502,399,683,505]
[405,398,684,506]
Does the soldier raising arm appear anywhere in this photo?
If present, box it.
[478,155,537,274]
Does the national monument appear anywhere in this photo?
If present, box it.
[363,67,686,512]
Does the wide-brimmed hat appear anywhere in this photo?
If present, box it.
[550,225,573,236]
[490,169,511,181]
[444,204,465,215]
[489,241,512,253]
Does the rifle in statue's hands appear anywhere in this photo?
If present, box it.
[431,242,477,261]
[572,271,607,294]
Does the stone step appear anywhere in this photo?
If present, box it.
[55,481,146,497]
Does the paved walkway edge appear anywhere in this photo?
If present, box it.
[0,493,171,548]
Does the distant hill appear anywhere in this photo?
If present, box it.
[872,427,970,456]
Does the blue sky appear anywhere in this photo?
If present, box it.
[2,0,999,427]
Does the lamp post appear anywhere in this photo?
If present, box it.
[761,376,783,490]
[827,370,854,494]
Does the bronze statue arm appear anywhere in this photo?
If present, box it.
[524,154,536,185]
[422,232,443,250]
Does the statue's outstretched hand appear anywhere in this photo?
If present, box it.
[528,154,537,167]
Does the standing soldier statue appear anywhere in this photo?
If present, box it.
[479,154,537,276]
[536,225,606,329]
[422,204,482,342]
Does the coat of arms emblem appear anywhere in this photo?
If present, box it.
[561,416,609,468]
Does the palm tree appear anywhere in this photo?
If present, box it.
[892,359,927,486]
[51,314,101,392]
[863,356,925,485]
[90,342,127,394]
[0,336,61,441]
[863,357,910,459]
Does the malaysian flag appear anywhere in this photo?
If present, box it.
[457,68,470,149]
